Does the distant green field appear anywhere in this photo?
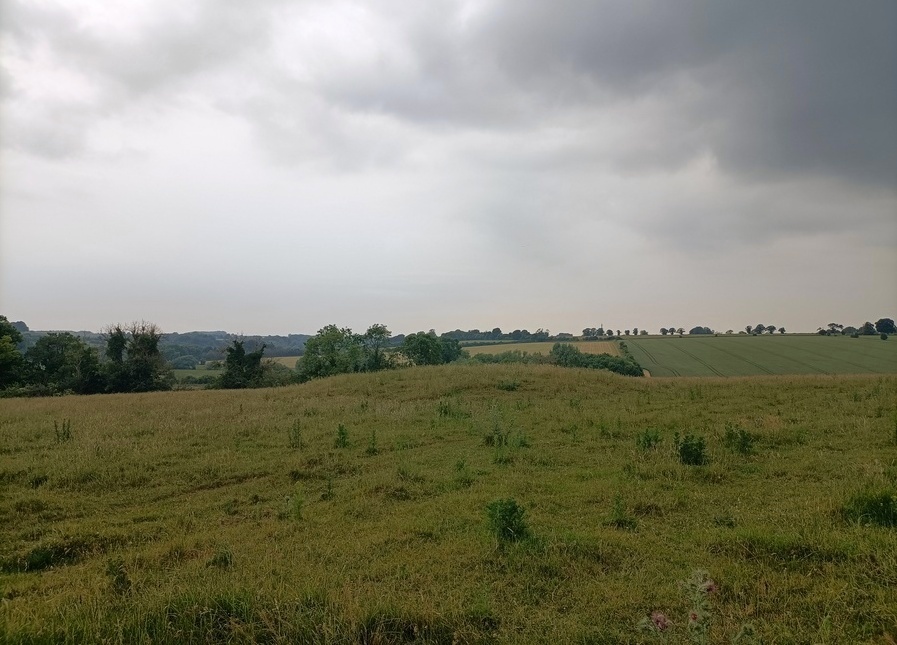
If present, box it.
[464,341,620,356]
[627,335,897,377]
[265,355,302,368]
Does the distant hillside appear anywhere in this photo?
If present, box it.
[16,328,312,362]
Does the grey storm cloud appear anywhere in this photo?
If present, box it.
[1,0,894,334]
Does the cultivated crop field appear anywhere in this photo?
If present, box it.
[626,335,897,377]
[1,366,896,643]
[463,341,620,357]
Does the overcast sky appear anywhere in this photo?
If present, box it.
[1,0,895,336]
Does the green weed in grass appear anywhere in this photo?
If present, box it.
[636,428,661,451]
[841,489,897,527]
[54,418,72,443]
[287,420,303,449]
[723,422,757,455]
[486,498,529,544]
[334,423,349,449]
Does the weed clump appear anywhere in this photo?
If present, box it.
[54,419,73,443]
[841,489,897,527]
[105,557,132,594]
[636,428,661,451]
[496,379,520,392]
[288,420,303,449]
[606,494,637,530]
[675,433,708,466]
[723,422,756,455]
[334,424,349,449]
[486,498,529,544]
[206,547,234,569]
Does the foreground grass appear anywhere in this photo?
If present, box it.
[627,335,897,377]
[1,365,895,643]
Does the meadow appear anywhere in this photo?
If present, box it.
[1,365,896,643]
[626,335,897,377]
[463,341,620,357]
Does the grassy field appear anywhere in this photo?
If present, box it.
[463,341,620,357]
[626,335,897,377]
[1,366,896,643]
[266,356,302,368]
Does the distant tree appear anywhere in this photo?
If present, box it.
[660,328,669,336]
[827,323,843,335]
[765,325,777,335]
[171,355,199,370]
[841,326,857,336]
[778,327,786,334]
[440,337,464,363]
[860,322,877,335]
[632,328,639,336]
[491,327,502,339]
[361,324,394,372]
[676,328,685,336]
[401,332,443,366]
[640,330,648,335]
[103,322,172,393]
[11,320,29,333]
[219,340,266,388]
[689,326,713,335]
[752,324,766,335]
[745,325,752,334]
[725,330,734,335]
[297,325,362,381]
[875,318,896,334]
[24,332,104,394]
[596,327,605,337]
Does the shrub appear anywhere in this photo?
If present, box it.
[497,379,520,392]
[486,498,529,544]
[841,489,897,527]
[881,333,889,340]
[674,433,708,466]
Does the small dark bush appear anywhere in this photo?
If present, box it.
[674,433,708,466]
[881,333,889,341]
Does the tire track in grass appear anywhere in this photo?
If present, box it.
[732,341,830,375]
[787,342,884,374]
[708,342,783,375]
[666,341,727,377]
[630,341,679,377]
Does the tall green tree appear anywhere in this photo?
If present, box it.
[401,332,443,366]
[875,318,896,334]
[361,324,394,372]
[103,322,173,393]
[297,325,363,381]
[25,333,104,394]
[219,340,267,388]
[0,315,24,389]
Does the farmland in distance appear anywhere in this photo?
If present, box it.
[463,340,620,356]
[626,335,897,377]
